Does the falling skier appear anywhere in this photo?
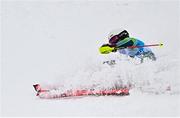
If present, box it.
[99,29,157,63]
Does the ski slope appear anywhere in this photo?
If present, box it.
[1,0,180,117]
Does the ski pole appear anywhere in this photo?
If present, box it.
[99,43,163,54]
[124,43,163,49]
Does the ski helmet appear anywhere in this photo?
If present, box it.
[108,28,129,44]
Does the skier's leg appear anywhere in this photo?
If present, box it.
[140,48,156,61]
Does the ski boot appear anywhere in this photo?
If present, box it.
[103,60,116,66]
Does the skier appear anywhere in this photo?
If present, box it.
[99,29,156,63]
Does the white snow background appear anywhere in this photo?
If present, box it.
[1,0,180,117]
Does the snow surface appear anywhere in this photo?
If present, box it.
[1,0,180,117]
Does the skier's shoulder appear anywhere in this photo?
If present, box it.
[123,37,139,41]
[131,38,145,46]
[116,37,136,47]
[124,37,145,46]
[129,37,144,43]
[121,37,139,44]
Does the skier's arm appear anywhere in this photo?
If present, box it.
[99,38,136,54]
[116,38,135,48]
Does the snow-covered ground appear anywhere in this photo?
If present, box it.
[1,0,180,117]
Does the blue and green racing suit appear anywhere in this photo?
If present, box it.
[115,37,156,62]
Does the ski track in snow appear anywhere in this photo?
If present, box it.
[23,54,179,117]
[45,54,180,96]
[2,53,180,117]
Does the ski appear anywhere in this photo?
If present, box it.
[33,84,130,99]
